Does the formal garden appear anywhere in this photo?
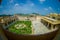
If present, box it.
[8,21,32,34]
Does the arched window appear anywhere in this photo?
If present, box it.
[48,24,51,29]
[53,25,55,29]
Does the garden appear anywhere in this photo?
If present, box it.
[8,21,32,34]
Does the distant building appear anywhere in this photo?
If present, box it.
[14,14,40,21]
[47,13,60,20]
[0,16,16,27]
[41,13,60,29]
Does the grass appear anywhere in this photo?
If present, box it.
[8,21,32,34]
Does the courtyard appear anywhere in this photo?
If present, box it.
[7,16,58,35]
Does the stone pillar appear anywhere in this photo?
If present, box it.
[47,23,49,28]
[51,24,53,30]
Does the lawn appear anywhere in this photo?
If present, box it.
[8,21,32,34]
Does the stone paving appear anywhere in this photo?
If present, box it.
[32,19,50,34]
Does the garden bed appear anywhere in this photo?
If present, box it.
[8,21,32,34]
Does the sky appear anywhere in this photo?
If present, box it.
[0,0,60,15]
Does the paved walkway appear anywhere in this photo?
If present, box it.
[32,19,50,34]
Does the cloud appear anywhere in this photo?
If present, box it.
[30,3,34,6]
[44,8,48,11]
[48,6,55,12]
[44,7,53,11]
[6,1,35,14]
[15,3,19,7]
[39,0,46,4]
[10,0,14,3]
[58,8,60,10]
[26,0,35,7]
[40,0,45,2]
[0,6,3,8]
[49,7,52,10]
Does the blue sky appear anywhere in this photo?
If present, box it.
[0,0,60,15]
